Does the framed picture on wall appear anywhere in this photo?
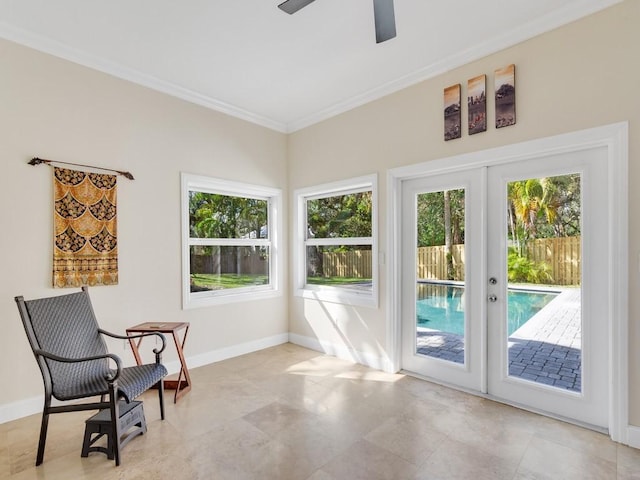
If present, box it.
[495,64,516,128]
[444,84,461,141]
[468,74,487,135]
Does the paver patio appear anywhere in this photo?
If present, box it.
[415,287,582,392]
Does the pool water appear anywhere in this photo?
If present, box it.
[416,284,558,336]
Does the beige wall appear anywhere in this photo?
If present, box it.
[0,40,288,412]
[1,0,638,432]
[287,1,640,425]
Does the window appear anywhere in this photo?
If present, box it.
[181,173,282,309]
[294,174,377,307]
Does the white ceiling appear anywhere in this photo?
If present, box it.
[0,0,621,132]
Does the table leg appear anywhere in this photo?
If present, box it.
[126,325,192,403]
[170,325,192,402]
[128,337,143,365]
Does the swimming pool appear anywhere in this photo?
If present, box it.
[416,283,558,336]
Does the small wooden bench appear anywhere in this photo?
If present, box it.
[81,400,146,461]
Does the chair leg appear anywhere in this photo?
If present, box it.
[158,379,165,420]
[35,397,51,466]
[108,382,121,466]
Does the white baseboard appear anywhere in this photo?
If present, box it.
[0,333,289,425]
[627,425,640,449]
[0,396,44,424]
[288,332,392,372]
[163,333,289,374]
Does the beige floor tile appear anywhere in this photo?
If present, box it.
[617,444,640,479]
[184,417,316,480]
[284,355,360,379]
[416,437,519,480]
[321,439,417,480]
[1,343,637,480]
[305,470,337,480]
[242,401,319,437]
[516,435,617,480]
[396,375,486,410]
[0,427,9,479]
[618,443,640,473]
[617,464,640,480]
[8,410,87,476]
[364,413,446,465]
[119,417,190,464]
[248,371,332,415]
[307,398,398,446]
[165,376,277,440]
[532,418,617,463]
[441,406,534,462]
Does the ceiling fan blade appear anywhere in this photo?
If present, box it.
[278,0,316,15]
[373,0,396,43]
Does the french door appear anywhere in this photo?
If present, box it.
[401,168,485,392]
[401,146,610,428]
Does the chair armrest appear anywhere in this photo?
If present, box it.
[98,328,167,355]
[33,349,123,381]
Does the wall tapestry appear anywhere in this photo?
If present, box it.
[53,167,118,287]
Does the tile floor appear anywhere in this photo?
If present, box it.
[1,343,639,479]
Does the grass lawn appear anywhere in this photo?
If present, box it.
[191,273,268,290]
[306,276,372,286]
[191,274,371,290]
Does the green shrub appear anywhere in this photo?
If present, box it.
[507,249,553,284]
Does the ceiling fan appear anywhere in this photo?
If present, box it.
[277,0,396,44]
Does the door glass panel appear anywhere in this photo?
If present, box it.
[415,189,466,364]
[506,174,582,392]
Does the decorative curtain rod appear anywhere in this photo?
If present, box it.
[28,157,135,180]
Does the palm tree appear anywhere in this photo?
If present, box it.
[508,178,559,254]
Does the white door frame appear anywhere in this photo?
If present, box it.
[386,122,628,442]
[400,169,487,392]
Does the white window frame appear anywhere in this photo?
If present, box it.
[181,173,282,309]
[293,174,378,308]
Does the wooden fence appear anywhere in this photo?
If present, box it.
[416,245,466,281]
[320,236,581,286]
[321,250,372,279]
[191,251,268,275]
[525,237,581,285]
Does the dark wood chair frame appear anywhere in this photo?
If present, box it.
[15,287,167,467]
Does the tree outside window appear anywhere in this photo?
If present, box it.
[181,174,281,308]
[295,175,377,307]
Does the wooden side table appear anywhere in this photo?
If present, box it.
[126,322,191,403]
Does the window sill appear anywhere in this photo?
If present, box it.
[295,287,378,308]
[183,288,281,309]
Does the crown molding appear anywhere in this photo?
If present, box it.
[0,0,622,134]
[0,21,288,133]
[285,0,623,132]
